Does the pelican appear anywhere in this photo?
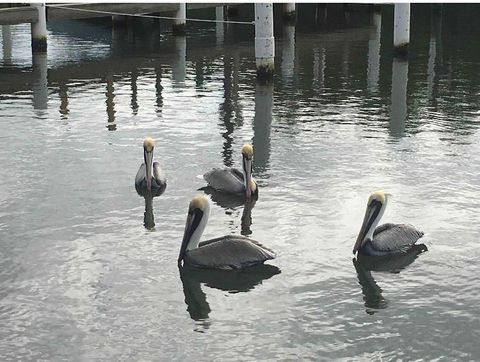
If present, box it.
[353,191,424,256]
[178,194,275,269]
[135,137,166,195]
[203,144,258,199]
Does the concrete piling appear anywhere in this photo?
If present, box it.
[215,6,224,46]
[254,3,275,80]
[393,3,410,56]
[30,3,47,52]
[172,3,186,36]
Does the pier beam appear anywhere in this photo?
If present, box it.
[254,3,275,80]
[393,3,410,56]
[283,3,296,23]
[172,3,186,36]
[30,3,47,52]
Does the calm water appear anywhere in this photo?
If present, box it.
[1,4,480,361]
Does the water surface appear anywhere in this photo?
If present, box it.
[1,4,479,361]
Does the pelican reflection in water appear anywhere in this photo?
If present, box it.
[135,137,166,197]
[203,144,258,200]
[353,191,425,256]
[353,243,427,314]
[178,194,275,269]
[179,263,280,321]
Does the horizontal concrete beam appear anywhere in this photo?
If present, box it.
[0,7,37,25]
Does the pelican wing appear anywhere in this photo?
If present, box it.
[186,235,275,270]
[371,223,424,252]
[203,168,245,193]
[153,162,166,186]
[135,163,146,187]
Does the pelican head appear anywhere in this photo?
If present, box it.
[353,190,389,255]
[178,194,211,265]
[143,137,155,190]
[241,144,254,198]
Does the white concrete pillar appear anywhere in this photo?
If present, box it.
[173,3,186,35]
[254,3,275,79]
[252,82,273,173]
[367,12,382,93]
[393,3,410,55]
[32,52,48,110]
[216,6,224,46]
[172,36,186,85]
[30,3,47,52]
[281,22,295,82]
[315,4,327,23]
[2,25,12,65]
[283,3,296,22]
[390,58,408,136]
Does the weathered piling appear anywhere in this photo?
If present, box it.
[254,3,275,80]
[172,3,186,35]
[393,3,410,56]
[367,11,382,92]
[2,25,12,65]
[30,3,47,52]
[283,3,296,22]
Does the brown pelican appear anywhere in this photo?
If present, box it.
[353,191,424,256]
[203,144,258,199]
[178,194,275,269]
[135,137,166,196]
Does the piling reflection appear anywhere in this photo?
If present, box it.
[312,45,326,90]
[252,82,273,175]
[367,11,381,93]
[281,22,295,82]
[58,82,69,120]
[130,69,138,115]
[32,52,48,110]
[215,6,224,46]
[179,263,281,322]
[2,25,12,65]
[428,8,443,105]
[155,65,163,114]
[218,52,243,167]
[172,36,186,86]
[390,57,409,137]
[353,244,427,314]
[105,73,116,130]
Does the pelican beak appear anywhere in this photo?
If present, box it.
[144,147,154,191]
[353,199,382,254]
[243,154,253,199]
[178,208,202,265]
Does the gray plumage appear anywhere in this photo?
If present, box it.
[135,162,166,193]
[362,223,424,256]
[184,235,275,270]
[203,168,245,194]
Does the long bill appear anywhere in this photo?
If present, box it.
[242,155,253,199]
[178,208,204,265]
[144,148,154,191]
[353,200,383,254]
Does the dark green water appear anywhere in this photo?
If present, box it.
[0,4,479,360]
